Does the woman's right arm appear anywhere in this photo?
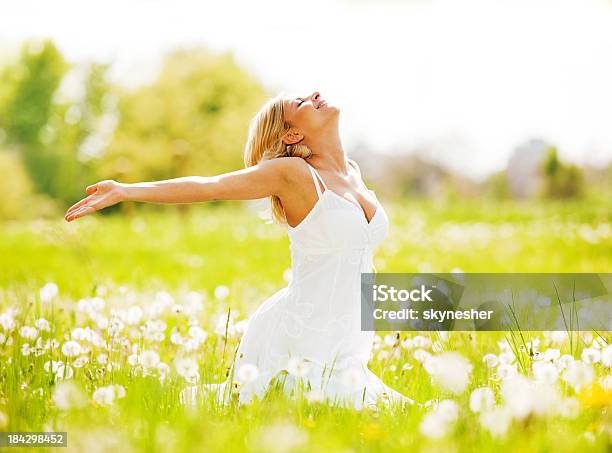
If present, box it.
[64,157,297,222]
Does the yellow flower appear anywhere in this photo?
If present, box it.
[303,416,316,429]
[578,383,612,408]
[362,422,384,441]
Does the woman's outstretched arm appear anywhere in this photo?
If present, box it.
[64,157,296,222]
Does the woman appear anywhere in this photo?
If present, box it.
[64,91,414,411]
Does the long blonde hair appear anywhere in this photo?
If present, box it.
[243,91,312,225]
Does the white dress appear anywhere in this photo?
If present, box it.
[181,161,414,410]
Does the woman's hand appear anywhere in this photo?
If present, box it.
[64,180,126,222]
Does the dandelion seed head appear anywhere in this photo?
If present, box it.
[236,363,259,383]
[479,406,512,438]
[470,387,495,413]
[562,361,595,391]
[601,345,612,367]
[52,382,87,410]
[287,357,311,377]
[482,353,499,368]
[497,363,518,380]
[424,352,472,394]
[40,282,59,303]
[533,361,559,384]
[139,350,160,369]
[19,326,39,340]
[61,340,82,357]
[34,318,51,332]
[214,285,230,300]
[581,347,601,364]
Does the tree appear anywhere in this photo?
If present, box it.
[540,146,583,199]
[102,47,268,187]
[0,39,123,215]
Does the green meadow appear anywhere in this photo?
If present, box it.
[0,199,610,452]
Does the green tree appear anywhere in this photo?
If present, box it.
[540,146,583,199]
[0,40,68,148]
[45,62,117,205]
[0,40,69,204]
[0,39,121,215]
[102,47,268,186]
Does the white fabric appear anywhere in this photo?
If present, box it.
[181,161,414,410]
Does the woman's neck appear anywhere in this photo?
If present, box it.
[305,133,349,175]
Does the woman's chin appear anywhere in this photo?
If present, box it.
[325,105,340,116]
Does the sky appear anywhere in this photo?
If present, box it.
[2,0,612,179]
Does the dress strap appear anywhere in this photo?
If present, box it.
[306,162,327,198]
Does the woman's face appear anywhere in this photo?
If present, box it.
[282,91,339,144]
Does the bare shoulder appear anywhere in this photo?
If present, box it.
[347,157,362,177]
[256,156,303,179]
[256,157,311,197]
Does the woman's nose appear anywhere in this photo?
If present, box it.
[311,91,320,101]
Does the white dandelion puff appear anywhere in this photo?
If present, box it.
[92,386,115,405]
[19,326,39,340]
[413,335,432,349]
[581,347,601,364]
[543,348,561,362]
[174,357,199,384]
[236,363,259,384]
[214,285,230,300]
[419,399,459,439]
[34,318,50,332]
[170,332,184,345]
[424,352,472,394]
[562,361,595,391]
[306,389,325,404]
[497,363,518,380]
[254,421,308,453]
[482,353,499,368]
[52,382,87,410]
[555,354,575,371]
[533,361,559,384]
[55,364,74,381]
[469,387,495,413]
[188,326,208,343]
[0,313,16,331]
[127,354,139,366]
[92,384,125,406]
[39,282,59,303]
[601,345,612,367]
[287,357,311,377]
[479,406,512,438]
[61,340,82,357]
[72,356,89,368]
[139,350,160,369]
[413,349,431,363]
[124,306,143,325]
[114,385,126,399]
[498,351,515,365]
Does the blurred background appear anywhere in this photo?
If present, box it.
[1,0,611,294]
[1,0,612,219]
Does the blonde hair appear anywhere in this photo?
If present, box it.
[243,91,312,225]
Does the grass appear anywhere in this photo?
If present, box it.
[0,198,610,452]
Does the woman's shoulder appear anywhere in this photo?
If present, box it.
[258,156,307,177]
[259,157,312,193]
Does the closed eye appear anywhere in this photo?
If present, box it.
[296,98,305,107]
